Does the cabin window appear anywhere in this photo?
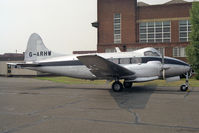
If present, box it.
[131,57,142,64]
[109,58,119,64]
[120,58,131,64]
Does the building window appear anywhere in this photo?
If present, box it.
[139,21,171,43]
[114,13,121,44]
[155,47,165,56]
[173,47,186,57]
[105,48,115,53]
[179,20,191,42]
[126,48,139,52]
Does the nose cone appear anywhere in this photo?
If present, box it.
[166,57,191,76]
[184,65,191,73]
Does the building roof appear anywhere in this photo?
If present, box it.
[0,53,24,61]
[138,0,191,8]
[73,50,97,54]
[137,2,150,7]
[164,0,187,5]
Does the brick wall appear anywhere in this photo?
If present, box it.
[137,3,192,20]
[98,0,137,45]
[97,0,192,62]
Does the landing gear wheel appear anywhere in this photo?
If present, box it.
[180,72,190,92]
[123,82,133,89]
[112,81,123,92]
[180,84,188,92]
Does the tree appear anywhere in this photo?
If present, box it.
[186,1,199,80]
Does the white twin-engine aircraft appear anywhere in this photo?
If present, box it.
[10,33,191,92]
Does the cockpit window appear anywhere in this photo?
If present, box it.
[153,52,160,56]
[144,51,160,56]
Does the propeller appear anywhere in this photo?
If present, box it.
[188,67,193,78]
[161,49,166,80]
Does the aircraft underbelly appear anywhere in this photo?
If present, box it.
[31,66,96,79]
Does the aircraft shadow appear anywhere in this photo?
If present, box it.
[109,86,156,110]
[109,85,198,110]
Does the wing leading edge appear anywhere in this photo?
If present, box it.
[77,55,135,79]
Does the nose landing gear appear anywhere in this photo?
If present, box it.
[180,72,189,92]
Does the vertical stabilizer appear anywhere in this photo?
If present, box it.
[25,33,60,62]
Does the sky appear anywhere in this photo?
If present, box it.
[0,0,197,54]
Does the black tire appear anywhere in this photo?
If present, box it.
[123,81,133,88]
[180,85,188,92]
[112,81,123,92]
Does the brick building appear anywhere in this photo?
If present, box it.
[92,0,192,61]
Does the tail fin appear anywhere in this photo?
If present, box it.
[25,33,60,62]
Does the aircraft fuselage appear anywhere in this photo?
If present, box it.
[28,52,190,81]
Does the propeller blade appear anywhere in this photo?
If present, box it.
[161,49,164,65]
[162,69,166,80]
[161,48,166,80]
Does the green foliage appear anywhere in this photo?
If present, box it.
[36,76,107,85]
[195,73,199,80]
[186,2,199,80]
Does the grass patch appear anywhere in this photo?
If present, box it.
[36,76,107,85]
[134,79,199,87]
[36,76,199,87]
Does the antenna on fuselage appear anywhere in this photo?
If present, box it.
[115,47,121,53]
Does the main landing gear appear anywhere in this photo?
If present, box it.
[112,81,133,92]
[123,81,133,89]
[180,72,189,92]
[112,81,123,92]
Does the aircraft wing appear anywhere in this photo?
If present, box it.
[77,55,135,78]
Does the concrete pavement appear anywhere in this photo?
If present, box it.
[0,77,199,133]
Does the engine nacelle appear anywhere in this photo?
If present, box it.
[166,76,180,82]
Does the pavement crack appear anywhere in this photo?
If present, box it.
[128,108,140,124]
[1,117,52,133]
[184,87,193,98]
[49,116,199,132]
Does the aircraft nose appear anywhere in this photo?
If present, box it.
[184,65,191,73]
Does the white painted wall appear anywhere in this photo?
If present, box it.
[0,61,37,76]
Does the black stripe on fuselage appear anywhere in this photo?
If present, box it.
[27,57,188,67]
[36,60,83,67]
[141,57,189,66]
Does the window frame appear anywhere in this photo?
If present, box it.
[173,47,186,57]
[179,20,191,42]
[114,13,121,44]
[139,21,171,43]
